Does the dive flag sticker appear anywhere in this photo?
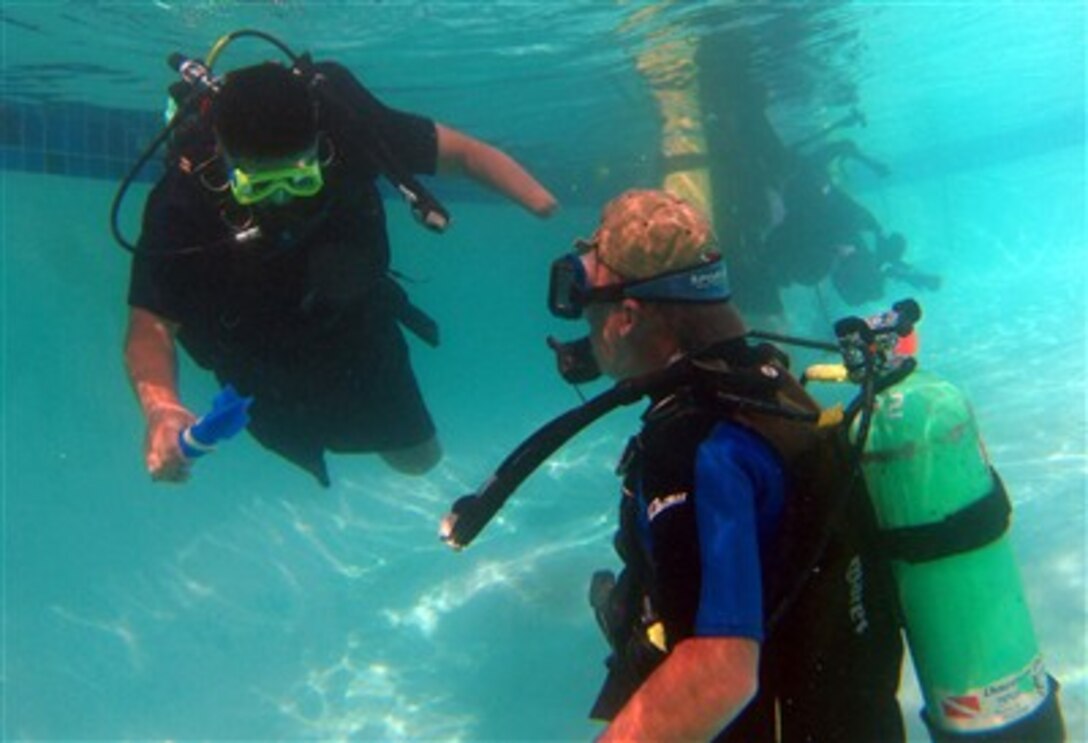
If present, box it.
[935,656,1049,732]
[941,694,981,720]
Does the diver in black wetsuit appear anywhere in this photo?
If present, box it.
[693,29,939,317]
[766,139,941,308]
[124,57,557,487]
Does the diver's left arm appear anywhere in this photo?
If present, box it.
[435,123,558,218]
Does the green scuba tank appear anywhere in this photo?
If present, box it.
[856,369,1063,741]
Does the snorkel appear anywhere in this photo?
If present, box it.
[109,29,452,256]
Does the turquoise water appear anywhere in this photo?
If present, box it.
[2,2,1085,741]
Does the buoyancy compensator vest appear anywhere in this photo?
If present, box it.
[586,343,906,743]
[114,31,444,349]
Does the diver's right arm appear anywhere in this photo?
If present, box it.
[124,307,195,483]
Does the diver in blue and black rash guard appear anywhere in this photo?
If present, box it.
[124,60,557,487]
[546,189,904,741]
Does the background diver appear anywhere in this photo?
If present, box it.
[764,138,942,308]
[692,30,939,319]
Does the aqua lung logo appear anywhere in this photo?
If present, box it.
[688,264,728,293]
[845,555,870,634]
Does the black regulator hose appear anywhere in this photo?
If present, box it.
[441,301,923,551]
[110,27,451,255]
[439,366,686,550]
[108,98,191,254]
[108,30,302,255]
[204,29,301,67]
[747,329,839,353]
[439,353,819,550]
[108,52,225,254]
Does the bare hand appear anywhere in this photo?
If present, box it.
[145,404,196,483]
[531,191,559,218]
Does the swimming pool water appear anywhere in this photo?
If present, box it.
[2,3,1084,740]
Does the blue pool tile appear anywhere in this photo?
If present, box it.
[106,113,127,158]
[71,103,90,152]
[44,151,68,175]
[45,105,69,152]
[102,157,129,181]
[86,104,108,134]
[87,155,106,179]
[53,152,73,174]
[67,153,90,178]
[24,149,44,171]
[0,104,22,146]
[89,156,109,180]
[24,106,45,149]
[0,146,25,170]
[1,99,196,181]
[87,116,107,154]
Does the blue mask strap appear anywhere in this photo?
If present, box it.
[623,260,731,303]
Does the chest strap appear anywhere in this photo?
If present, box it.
[877,470,1011,564]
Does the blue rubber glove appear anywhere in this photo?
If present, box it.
[178,385,254,460]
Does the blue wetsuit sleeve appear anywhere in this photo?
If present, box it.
[692,424,784,641]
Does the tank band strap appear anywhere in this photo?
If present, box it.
[878,470,1011,564]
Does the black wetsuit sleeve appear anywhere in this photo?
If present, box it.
[315,61,439,176]
[128,254,174,320]
[126,172,218,322]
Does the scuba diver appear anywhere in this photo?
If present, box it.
[440,188,1064,741]
[548,189,904,741]
[692,27,938,319]
[445,189,907,741]
[117,31,557,487]
[764,138,942,308]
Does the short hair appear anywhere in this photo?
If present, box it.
[585,189,719,280]
[649,302,747,353]
[212,62,317,159]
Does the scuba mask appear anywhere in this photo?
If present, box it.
[547,252,731,320]
[110,29,452,255]
[545,251,733,385]
[228,157,324,205]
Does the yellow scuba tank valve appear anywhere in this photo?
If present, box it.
[803,363,850,385]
